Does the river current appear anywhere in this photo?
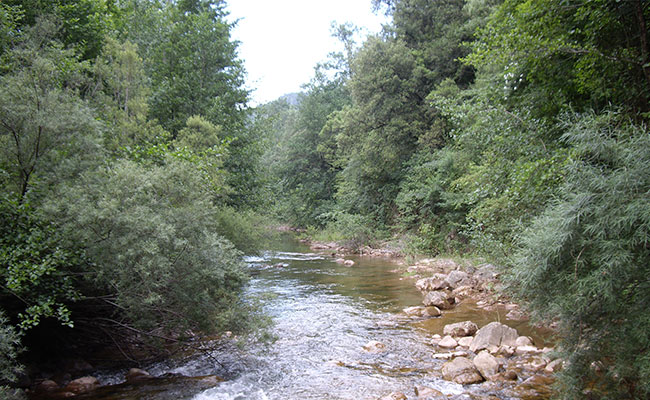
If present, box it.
[80,237,547,400]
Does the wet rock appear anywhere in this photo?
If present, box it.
[441,357,484,384]
[64,376,99,395]
[415,385,443,399]
[431,334,442,343]
[334,258,346,264]
[344,259,355,266]
[423,306,441,317]
[379,392,407,400]
[403,306,441,318]
[457,336,473,347]
[35,380,59,393]
[423,291,453,310]
[515,336,534,347]
[445,270,472,289]
[438,335,458,348]
[473,351,500,379]
[415,274,449,292]
[363,340,386,353]
[403,306,423,316]
[443,321,478,337]
[469,322,519,352]
[126,368,151,383]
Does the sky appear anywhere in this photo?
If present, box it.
[225,0,388,106]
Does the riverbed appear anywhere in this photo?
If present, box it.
[74,236,553,400]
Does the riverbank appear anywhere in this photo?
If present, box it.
[304,237,562,399]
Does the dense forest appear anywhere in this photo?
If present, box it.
[259,0,649,398]
[1,0,649,399]
[0,1,269,398]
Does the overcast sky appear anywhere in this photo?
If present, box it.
[225,0,388,105]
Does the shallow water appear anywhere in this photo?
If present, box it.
[75,236,552,400]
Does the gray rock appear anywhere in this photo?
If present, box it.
[474,264,499,280]
[473,351,499,379]
[469,322,519,352]
[441,357,484,384]
[515,336,534,347]
[457,336,473,347]
[423,290,453,309]
[64,376,99,395]
[438,335,458,348]
[443,321,478,337]
[415,274,449,292]
[445,270,471,289]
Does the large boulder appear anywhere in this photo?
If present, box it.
[470,322,519,352]
[415,274,449,292]
[403,306,441,318]
[473,351,500,379]
[445,270,472,289]
[64,376,99,395]
[443,321,478,337]
[441,357,484,384]
[423,291,453,309]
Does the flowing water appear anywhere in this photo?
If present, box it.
[74,236,552,400]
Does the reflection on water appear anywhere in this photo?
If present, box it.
[77,235,551,400]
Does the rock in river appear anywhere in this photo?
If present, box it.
[473,351,500,379]
[423,290,453,309]
[64,376,99,395]
[470,322,518,352]
[443,321,478,337]
[442,357,484,384]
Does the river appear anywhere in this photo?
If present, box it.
[75,236,552,400]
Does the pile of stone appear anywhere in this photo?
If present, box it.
[430,321,562,388]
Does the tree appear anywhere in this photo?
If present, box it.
[2,0,111,60]
[467,0,650,114]
[147,1,247,136]
[0,17,101,201]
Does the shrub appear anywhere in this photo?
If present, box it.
[509,111,650,399]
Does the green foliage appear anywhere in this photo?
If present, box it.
[509,111,650,399]
[0,311,23,384]
[44,158,252,335]
[146,2,247,136]
[0,17,101,200]
[310,211,385,252]
[466,0,650,113]
[0,198,82,330]
[3,0,111,60]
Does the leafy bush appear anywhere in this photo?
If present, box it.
[0,197,82,330]
[44,158,253,337]
[311,211,385,251]
[509,111,650,399]
[0,311,22,389]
